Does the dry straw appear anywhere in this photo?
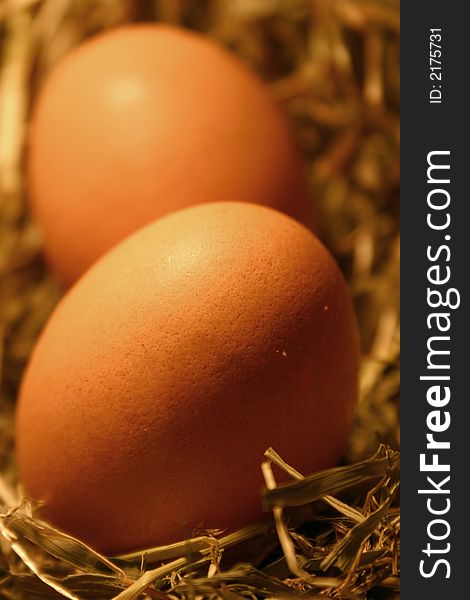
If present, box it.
[0,1,400,598]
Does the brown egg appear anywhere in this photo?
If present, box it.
[28,24,313,286]
[16,202,358,555]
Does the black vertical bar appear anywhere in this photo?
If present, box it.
[401,3,467,597]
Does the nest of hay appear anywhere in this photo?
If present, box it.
[0,1,400,598]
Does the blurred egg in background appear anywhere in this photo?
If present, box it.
[28,24,313,285]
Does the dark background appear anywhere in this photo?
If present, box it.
[401,2,467,596]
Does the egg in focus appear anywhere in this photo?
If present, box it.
[28,24,313,286]
[16,202,358,554]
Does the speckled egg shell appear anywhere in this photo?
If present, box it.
[16,202,358,554]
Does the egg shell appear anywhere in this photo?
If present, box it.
[16,202,359,554]
[28,24,313,286]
